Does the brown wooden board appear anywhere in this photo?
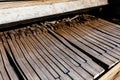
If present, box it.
[99,63,120,80]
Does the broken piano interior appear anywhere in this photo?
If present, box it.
[0,0,120,80]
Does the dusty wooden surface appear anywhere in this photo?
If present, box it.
[0,0,108,25]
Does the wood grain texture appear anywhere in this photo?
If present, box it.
[99,63,120,80]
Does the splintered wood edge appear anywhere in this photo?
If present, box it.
[99,63,120,80]
[0,0,108,25]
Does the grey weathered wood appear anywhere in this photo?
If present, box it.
[44,33,94,79]
[0,37,19,80]
[68,26,119,63]
[77,26,120,60]
[54,28,114,66]
[29,33,72,80]
[0,0,108,25]
[9,32,40,80]
[6,36,34,80]
[0,52,9,80]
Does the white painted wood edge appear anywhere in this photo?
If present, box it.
[0,0,108,25]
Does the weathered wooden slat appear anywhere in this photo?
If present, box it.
[1,14,120,80]
[68,26,119,63]
[76,22,120,54]
[9,32,40,80]
[77,26,120,60]
[87,22,120,43]
[26,35,61,79]
[37,34,69,74]
[6,36,34,80]
[54,28,114,67]
[84,21,120,54]
[17,35,54,80]
[0,36,19,80]
[40,34,88,80]
[47,29,104,73]
[19,35,49,80]
[0,72,3,80]
[57,29,101,76]
[1,34,26,80]
[0,52,9,80]
[63,28,118,63]
[29,33,72,80]
[44,33,95,79]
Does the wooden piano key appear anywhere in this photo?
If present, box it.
[41,33,100,79]
[0,39,19,80]
[44,33,93,79]
[36,35,69,74]
[41,35,89,80]
[0,52,9,80]
[63,26,117,62]
[80,23,119,55]
[67,71,84,80]
[19,37,49,80]
[6,39,35,80]
[76,26,120,59]
[72,25,116,49]
[0,72,3,80]
[41,34,86,65]
[98,19,120,29]
[79,26,118,49]
[46,31,104,73]
[67,27,119,63]
[1,39,26,79]
[28,34,72,80]
[55,29,114,67]
[87,23,120,43]
[88,21,119,43]
[64,28,106,54]
[28,39,60,79]
[18,37,54,80]
[94,21,120,35]
[38,35,79,67]
[10,38,40,80]
[27,36,61,79]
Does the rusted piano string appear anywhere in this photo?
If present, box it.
[0,33,19,80]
